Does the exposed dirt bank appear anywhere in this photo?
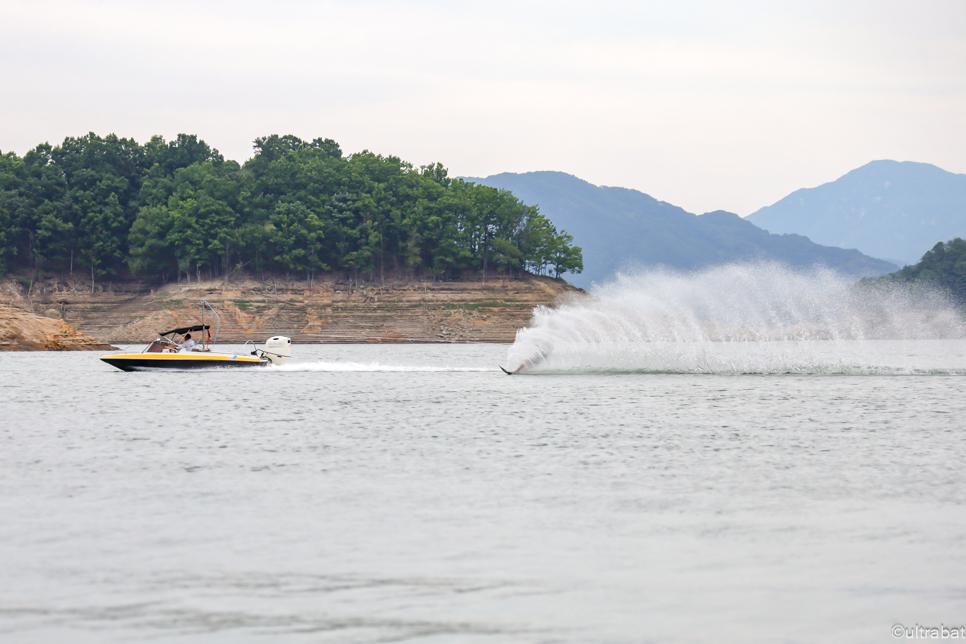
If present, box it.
[0,273,583,344]
[0,303,117,351]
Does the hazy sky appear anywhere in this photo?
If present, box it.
[1,0,964,215]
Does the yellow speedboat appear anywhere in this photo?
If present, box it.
[100,301,291,372]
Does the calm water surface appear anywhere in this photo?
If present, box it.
[1,342,965,643]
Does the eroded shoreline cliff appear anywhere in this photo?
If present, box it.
[0,304,117,351]
[0,273,583,346]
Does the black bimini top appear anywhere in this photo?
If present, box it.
[159,324,211,336]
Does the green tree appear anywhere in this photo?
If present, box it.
[269,202,328,278]
[894,238,966,303]
[0,151,25,272]
[143,133,223,176]
[490,237,524,282]
[54,133,147,275]
[549,232,583,278]
[128,204,175,276]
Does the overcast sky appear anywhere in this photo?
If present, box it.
[1,0,964,215]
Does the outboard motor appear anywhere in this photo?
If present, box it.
[263,336,292,366]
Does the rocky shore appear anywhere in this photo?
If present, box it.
[0,273,583,347]
[0,303,116,351]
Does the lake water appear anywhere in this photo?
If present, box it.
[2,341,965,643]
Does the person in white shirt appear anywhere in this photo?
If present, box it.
[182,333,198,351]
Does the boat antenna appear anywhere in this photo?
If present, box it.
[201,299,221,345]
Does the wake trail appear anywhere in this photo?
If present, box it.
[274,361,492,373]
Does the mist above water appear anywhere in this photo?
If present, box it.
[506,263,966,374]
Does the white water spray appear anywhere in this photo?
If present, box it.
[506,264,966,374]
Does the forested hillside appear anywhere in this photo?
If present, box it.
[0,133,582,283]
[867,238,966,304]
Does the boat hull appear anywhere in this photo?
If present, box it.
[101,353,269,372]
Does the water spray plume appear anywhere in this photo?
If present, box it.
[505,263,966,375]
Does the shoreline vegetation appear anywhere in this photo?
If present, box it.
[0,132,583,288]
[860,238,966,305]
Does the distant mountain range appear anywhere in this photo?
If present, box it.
[747,160,966,267]
[465,171,897,288]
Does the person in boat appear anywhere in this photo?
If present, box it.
[181,333,198,352]
[146,338,178,353]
